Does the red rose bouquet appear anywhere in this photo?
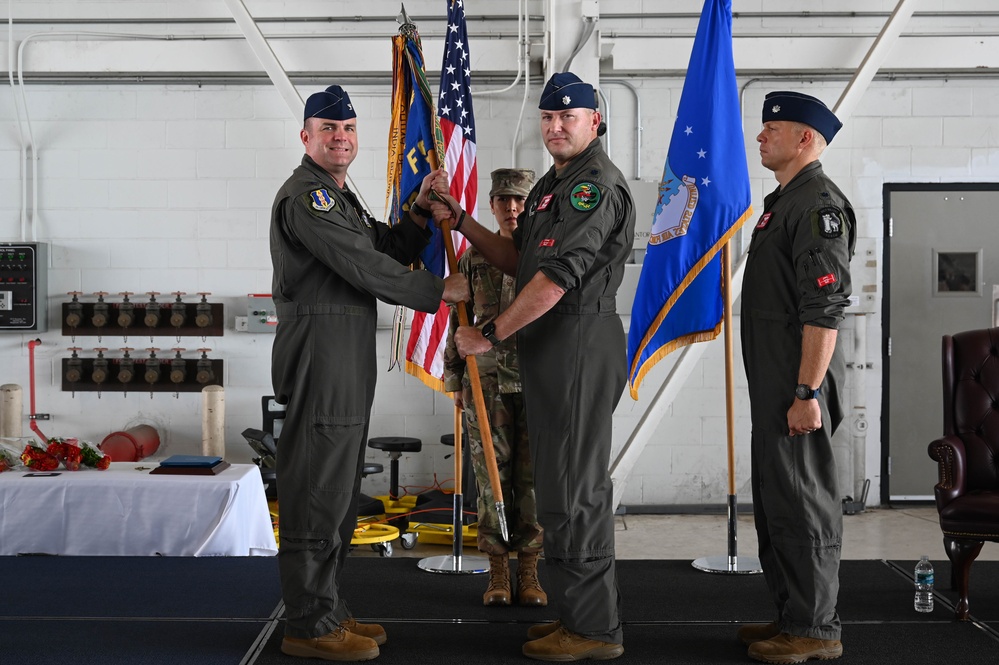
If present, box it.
[20,442,60,471]
[46,437,111,471]
[0,447,15,472]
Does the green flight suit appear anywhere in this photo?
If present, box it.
[740,160,856,641]
[270,155,443,639]
[514,139,635,644]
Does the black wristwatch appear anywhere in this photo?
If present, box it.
[480,321,501,347]
[795,383,821,400]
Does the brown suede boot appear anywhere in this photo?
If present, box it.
[341,617,387,646]
[526,620,561,640]
[737,621,781,645]
[522,625,624,661]
[483,553,512,606]
[281,625,380,661]
[748,633,843,664]
[516,551,548,606]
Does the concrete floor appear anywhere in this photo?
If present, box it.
[355,505,999,563]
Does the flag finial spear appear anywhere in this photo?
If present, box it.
[397,3,418,37]
[397,4,413,27]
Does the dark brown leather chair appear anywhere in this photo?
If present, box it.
[928,327,999,620]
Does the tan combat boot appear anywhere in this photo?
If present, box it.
[281,625,380,661]
[748,633,843,663]
[341,616,387,646]
[517,551,548,606]
[483,553,512,606]
[737,621,781,645]
[522,625,624,662]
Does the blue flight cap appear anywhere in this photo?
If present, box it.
[539,72,596,111]
[762,91,843,143]
[304,85,356,122]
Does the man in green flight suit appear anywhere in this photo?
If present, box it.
[432,72,634,662]
[270,85,468,662]
[443,167,546,609]
[739,91,856,664]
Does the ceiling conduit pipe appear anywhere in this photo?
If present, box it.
[601,79,642,181]
[471,0,530,166]
[16,30,172,244]
[8,1,30,243]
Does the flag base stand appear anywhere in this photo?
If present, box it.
[692,554,762,575]
[418,492,488,574]
[418,554,489,574]
[691,494,763,575]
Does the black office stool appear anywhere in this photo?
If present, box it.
[357,463,386,517]
[367,436,422,501]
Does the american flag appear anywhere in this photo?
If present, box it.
[406,0,478,388]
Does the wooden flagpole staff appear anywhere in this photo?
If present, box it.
[430,176,510,545]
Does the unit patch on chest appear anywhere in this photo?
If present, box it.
[756,212,773,230]
[570,182,601,211]
[310,189,336,212]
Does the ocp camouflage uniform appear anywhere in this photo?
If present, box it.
[443,243,543,555]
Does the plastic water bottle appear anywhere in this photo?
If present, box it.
[914,555,934,613]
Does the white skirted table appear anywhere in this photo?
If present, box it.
[0,462,277,556]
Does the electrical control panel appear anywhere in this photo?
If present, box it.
[248,294,277,333]
[0,242,48,332]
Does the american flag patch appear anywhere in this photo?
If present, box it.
[817,273,837,287]
[539,238,556,248]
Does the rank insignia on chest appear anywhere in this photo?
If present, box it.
[756,212,773,230]
[570,182,601,211]
[536,194,554,212]
[817,273,837,288]
[310,189,335,212]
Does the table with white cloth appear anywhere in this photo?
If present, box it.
[0,462,278,556]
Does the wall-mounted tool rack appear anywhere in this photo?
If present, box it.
[61,347,223,394]
[61,291,224,339]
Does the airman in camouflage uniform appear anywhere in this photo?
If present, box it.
[443,168,546,608]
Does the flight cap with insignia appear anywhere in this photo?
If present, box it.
[489,168,535,197]
[304,84,356,122]
[763,91,842,143]
[539,72,596,111]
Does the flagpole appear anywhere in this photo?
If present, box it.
[422,89,510,548]
[419,401,489,574]
[692,242,761,575]
[392,9,509,562]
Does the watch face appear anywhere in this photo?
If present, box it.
[795,384,810,400]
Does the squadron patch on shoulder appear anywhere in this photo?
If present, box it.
[570,182,601,211]
[814,206,844,239]
[310,189,335,212]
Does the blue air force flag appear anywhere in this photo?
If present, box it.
[626,0,753,399]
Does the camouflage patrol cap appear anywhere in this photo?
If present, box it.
[489,168,535,197]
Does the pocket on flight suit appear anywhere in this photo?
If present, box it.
[310,419,366,495]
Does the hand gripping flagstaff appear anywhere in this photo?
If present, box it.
[436,194,510,545]
[396,8,509,546]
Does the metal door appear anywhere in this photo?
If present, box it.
[885,185,999,500]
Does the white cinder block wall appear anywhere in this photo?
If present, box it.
[2,0,998,508]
